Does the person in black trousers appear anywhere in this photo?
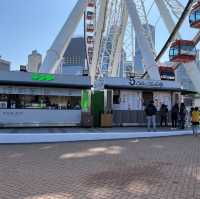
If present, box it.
[160,104,168,127]
[171,103,179,129]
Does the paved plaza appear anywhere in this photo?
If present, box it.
[1,136,200,199]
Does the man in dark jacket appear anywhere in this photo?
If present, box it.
[145,101,157,131]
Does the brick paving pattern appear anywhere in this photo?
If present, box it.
[0,136,200,199]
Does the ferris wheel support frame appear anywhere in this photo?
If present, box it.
[135,0,156,55]
[107,24,122,77]
[90,0,108,84]
[111,4,128,77]
[40,0,88,74]
[125,0,160,80]
[155,0,181,39]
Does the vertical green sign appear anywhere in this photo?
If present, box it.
[81,90,90,112]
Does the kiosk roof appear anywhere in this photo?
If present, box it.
[0,71,91,89]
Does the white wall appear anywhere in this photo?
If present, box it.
[113,90,142,110]
[0,109,81,126]
[112,90,173,111]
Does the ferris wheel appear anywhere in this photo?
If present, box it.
[84,0,186,81]
[40,0,200,90]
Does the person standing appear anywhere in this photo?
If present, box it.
[160,104,168,127]
[67,102,71,109]
[191,107,200,136]
[180,103,187,129]
[171,103,179,129]
[145,101,157,132]
[190,107,194,116]
[188,107,194,127]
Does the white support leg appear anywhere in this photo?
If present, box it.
[111,3,128,77]
[154,0,181,38]
[40,0,88,74]
[90,0,108,85]
[183,62,200,92]
[124,0,160,80]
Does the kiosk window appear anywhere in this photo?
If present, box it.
[113,90,120,104]
[143,92,153,106]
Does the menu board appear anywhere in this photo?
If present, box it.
[114,91,142,110]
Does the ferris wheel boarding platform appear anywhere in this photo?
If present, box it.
[0,128,193,144]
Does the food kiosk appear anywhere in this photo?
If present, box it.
[102,77,186,126]
[0,71,91,127]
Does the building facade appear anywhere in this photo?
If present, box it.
[27,50,42,72]
[61,37,86,76]
[0,57,10,71]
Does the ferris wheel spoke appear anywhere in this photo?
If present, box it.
[107,1,125,76]
[89,0,108,84]
[111,2,128,77]
[98,0,124,77]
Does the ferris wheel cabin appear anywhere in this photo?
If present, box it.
[169,40,196,63]
[189,1,200,28]
[87,0,95,8]
[159,66,175,81]
[86,11,95,20]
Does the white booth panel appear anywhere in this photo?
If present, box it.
[113,91,142,111]
[0,109,81,127]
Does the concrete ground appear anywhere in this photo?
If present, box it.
[1,136,200,199]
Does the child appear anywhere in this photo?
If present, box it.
[191,107,200,136]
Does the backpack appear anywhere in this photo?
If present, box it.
[180,107,186,117]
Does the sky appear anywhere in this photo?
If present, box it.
[0,0,83,70]
[0,0,196,70]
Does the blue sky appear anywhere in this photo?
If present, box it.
[0,0,82,70]
[0,0,196,70]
